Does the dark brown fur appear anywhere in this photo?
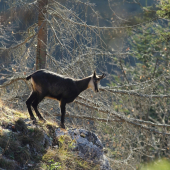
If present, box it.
[26,69,105,128]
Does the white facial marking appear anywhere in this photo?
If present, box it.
[88,77,95,92]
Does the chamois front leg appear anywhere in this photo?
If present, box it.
[60,100,66,129]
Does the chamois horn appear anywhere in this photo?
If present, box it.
[98,73,106,80]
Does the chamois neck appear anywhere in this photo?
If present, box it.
[75,77,91,94]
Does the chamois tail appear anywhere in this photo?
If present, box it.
[26,75,32,80]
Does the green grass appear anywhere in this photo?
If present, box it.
[140,159,170,170]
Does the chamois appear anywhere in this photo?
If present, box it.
[26,69,105,128]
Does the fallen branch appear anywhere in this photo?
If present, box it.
[100,87,170,99]
[0,76,27,88]
[77,96,170,128]
[75,100,170,136]
[52,112,119,123]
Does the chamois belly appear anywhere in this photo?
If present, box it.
[46,94,62,101]
[46,94,76,104]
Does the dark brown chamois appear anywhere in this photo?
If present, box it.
[26,69,105,128]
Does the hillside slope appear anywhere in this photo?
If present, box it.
[0,100,109,170]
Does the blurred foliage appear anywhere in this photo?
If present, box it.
[157,0,170,18]
[140,159,170,170]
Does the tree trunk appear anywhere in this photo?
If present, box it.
[36,0,48,70]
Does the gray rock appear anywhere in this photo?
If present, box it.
[55,128,112,170]
[101,155,112,170]
[43,134,52,149]
[55,128,65,137]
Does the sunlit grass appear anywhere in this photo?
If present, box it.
[140,159,170,170]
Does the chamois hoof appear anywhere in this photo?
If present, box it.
[32,119,37,124]
[30,116,36,121]
[30,117,36,124]
[60,123,65,129]
[39,117,47,122]
[33,120,37,124]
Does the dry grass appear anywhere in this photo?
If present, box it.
[0,103,100,170]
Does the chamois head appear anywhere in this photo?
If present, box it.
[88,71,106,92]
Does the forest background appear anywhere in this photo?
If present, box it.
[1,0,170,169]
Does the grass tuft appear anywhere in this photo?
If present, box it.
[0,157,18,170]
[15,118,28,132]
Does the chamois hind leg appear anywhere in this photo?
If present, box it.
[26,92,37,121]
[32,96,45,121]
[60,100,66,129]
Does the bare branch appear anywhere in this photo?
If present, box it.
[100,87,170,99]
[0,76,27,88]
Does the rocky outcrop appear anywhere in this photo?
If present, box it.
[55,128,112,170]
[0,118,112,170]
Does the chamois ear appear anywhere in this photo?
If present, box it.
[93,71,96,78]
